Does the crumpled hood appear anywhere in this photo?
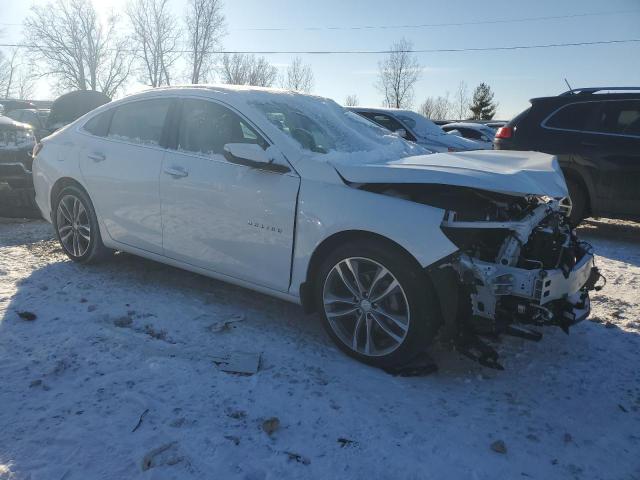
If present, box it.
[332,150,568,198]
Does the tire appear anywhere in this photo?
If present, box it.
[52,185,111,263]
[567,177,587,226]
[314,238,441,368]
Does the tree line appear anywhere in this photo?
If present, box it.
[0,0,313,99]
[1,1,497,120]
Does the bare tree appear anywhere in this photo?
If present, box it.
[454,81,470,120]
[0,49,19,99]
[220,53,278,87]
[344,94,359,107]
[127,0,181,87]
[14,67,36,100]
[24,0,131,97]
[419,93,452,120]
[280,56,314,93]
[185,0,226,84]
[376,38,421,109]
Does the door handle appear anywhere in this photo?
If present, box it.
[163,166,189,178]
[87,152,106,162]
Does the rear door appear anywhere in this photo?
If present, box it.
[160,97,300,291]
[543,99,640,218]
[585,100,640,217]
[79,98,173,253]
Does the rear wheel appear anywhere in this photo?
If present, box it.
[567,177,587,226]
[53,185,111,263]
[315,239,441,368]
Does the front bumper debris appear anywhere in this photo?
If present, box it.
[437,198,602,369]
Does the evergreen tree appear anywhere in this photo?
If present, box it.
[469,83,498,120]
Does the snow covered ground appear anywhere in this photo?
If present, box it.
[0,217,639,480]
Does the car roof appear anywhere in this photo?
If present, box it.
[346,106,415,116]
[530,91,640,104]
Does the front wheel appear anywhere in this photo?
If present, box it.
[53,185,111,263]
[315,239,441,368]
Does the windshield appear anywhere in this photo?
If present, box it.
[251,97,425,161]
[395,111,445,137]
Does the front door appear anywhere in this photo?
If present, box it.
[160,98,300,292]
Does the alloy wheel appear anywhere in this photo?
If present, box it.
[56,194,91,257]
[322,257,410,357]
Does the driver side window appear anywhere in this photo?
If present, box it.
[177,99,266,157]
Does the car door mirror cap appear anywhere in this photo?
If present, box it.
[224,143,290,173]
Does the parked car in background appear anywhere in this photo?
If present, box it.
[495,87,640,223]
[46,90,111,131]
[0,100,37,115]
[348,107,481,152]
[0,115,36,188]
[32,86,597,368]
[5,109,51,140]
[441,122,495,149]
[485,120,507,129]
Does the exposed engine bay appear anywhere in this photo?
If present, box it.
[359,183,602,369]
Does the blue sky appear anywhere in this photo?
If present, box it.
[1,0,639,118]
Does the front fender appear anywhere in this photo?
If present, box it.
[289,179,459,295]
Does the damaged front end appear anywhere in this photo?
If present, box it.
[361,182,602,368]
[438,193,601,367]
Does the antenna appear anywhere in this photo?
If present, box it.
[564,78,574,93]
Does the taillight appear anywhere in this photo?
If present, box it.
[495,126,513,139]
[32,142,43,158]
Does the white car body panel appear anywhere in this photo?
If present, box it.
[160,147,300,292]
[32,85,572,308]
[333,150,569,198]
[78,133,166,254]
[289,177,459,295]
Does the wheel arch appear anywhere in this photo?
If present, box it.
[50,177,90,214]
[561,166,592,216]
[299,229,426,314]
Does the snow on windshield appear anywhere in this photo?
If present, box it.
[250,95,426,163]
[395,111,445,138]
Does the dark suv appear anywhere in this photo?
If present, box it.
[494,87,640,223]
[0,116,36,188]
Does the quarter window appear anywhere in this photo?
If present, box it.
[545,102,597,131]
[177,99,265,156]
[594,100,640,136]
[83,110,112,137]
[107,99,171,146]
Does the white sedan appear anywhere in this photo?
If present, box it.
[32,86,598,369]
[442,122,497,149]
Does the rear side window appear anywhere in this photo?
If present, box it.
[544,102,597,131]
[360,112,405,133]
[594,100,640,136]
[108,99,171,146]
[177,99,265,156]
[83,110,112,137]
[461,128,482,140]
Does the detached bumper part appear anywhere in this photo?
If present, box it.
[459,251,596,327]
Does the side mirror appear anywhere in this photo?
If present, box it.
[394,128,407,139]
[223,143,290,173]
